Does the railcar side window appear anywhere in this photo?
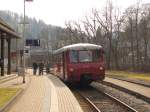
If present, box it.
[69,51,78,63]
[79,51,92,62]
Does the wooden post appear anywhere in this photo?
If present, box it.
[1,35,5,76]
[7,38,11,75]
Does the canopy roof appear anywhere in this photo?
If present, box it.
[54,43,102,54]
[0,18,21,38]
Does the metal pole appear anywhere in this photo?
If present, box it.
[7,38,11,75]
[1,36,4,76]
[16,27,19,72]
[22,0,26,83]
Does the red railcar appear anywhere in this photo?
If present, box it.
[53,43,105,84]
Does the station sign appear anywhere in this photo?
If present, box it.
[25,39,40,46]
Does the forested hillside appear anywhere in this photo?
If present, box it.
[0,10,83,49]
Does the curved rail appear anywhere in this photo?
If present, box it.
[76,86,139,112]
[91,83,139,112]
[99,80,150,103]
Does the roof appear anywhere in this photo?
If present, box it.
[0,17,21,38]
[54,43,102,54]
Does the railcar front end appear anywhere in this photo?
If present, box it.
[66,49,105,84]
[53,43,105,85]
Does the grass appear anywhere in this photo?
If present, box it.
[0,88,21,108]
[106,70,150,81]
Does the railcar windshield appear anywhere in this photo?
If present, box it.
[69,50,101,63]
[79,51,92,62]
[93,50,101,62]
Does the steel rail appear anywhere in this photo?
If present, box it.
[98,80,150,103]
[103,92,139,112]
[77,91,101,112]
[92,85,139,112]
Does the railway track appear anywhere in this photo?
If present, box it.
[98,80,150,103]
[73,90,101,112]
[73,86,138,112]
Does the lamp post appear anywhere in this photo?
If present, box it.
[21,0,33,83]
[21,0,26,83]
[21,0,29,83]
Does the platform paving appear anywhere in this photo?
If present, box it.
[5,70,83,112]
[105,77,150,99]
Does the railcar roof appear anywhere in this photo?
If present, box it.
[54,43,102,54]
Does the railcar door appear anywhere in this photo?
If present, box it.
[62,52,65,80]
[63,52,69,81]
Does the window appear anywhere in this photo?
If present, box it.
[69,51,78,63]
[69,50,101,63]
[25,39,40,46]
[79,51,92,62]
[93,50,101,62]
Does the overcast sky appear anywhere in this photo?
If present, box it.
[0,0,149,27]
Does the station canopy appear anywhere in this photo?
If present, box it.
[0,17,21,38]
[54,43,102,54]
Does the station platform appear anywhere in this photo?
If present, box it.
[105,77,150,99]
[6,69,83,112]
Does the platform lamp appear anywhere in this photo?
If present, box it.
[21,0,33,83]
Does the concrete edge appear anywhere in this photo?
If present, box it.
[101,81,150,104]
[0,74,17,80]
[0,76,18,84]
[0,74,32,112]
[106,74,150,88]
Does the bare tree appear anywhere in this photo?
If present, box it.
[112,8,125,69]
[94,0,114,69]
[82,14,97,43]
[63,0,150,72]
[124,7,135,70]
[134,0,141,69]
[65,21,86,43]
[139,4,150,70]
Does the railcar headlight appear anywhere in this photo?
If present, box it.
[69,68,74,72]
[99,67,103,70]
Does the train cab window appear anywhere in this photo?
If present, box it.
[79,50,92,62]
[93,50,101,62]
[69,51,78,63]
